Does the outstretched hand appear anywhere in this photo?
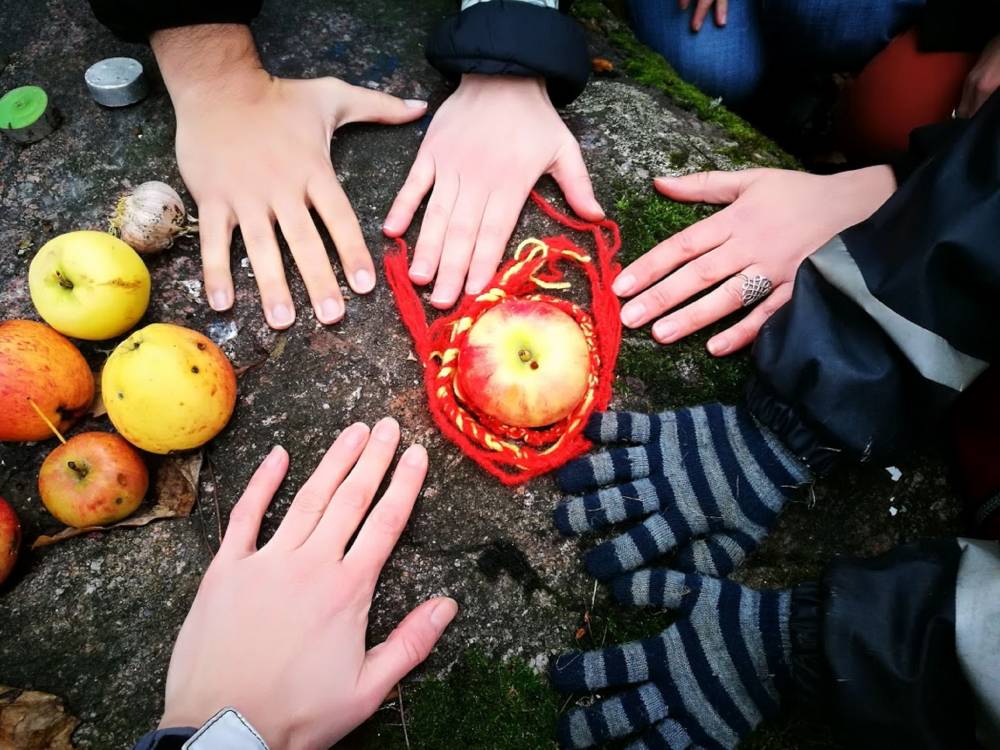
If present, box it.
[383,74,603,309]
[158,419,457,749]
[613,166,895,355]
[153,25,428,329]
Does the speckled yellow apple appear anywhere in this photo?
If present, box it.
[456,299,591,428]
[102,323,237,454]
[29,230,150,340]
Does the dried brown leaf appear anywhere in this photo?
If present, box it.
[88,373,107,418]
[0,686,79,750]
[591,57,614,73]
[31,451,203,549]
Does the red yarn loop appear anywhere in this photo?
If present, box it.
[385,191,622,485]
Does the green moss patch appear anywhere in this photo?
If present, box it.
[573,1,798,170]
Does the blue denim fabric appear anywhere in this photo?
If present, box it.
[627,0,926,105]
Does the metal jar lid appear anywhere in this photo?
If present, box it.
[85,57,149,107]
[0,85,60,144]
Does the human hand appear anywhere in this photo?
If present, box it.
[158,418,458,748]
[550,568,791,749]
[152,25,428,329]
[958,34,1000,118]
[554,404,811,579]
[679,0,728,32]
[383,74,603,309]
[613,166,896,355]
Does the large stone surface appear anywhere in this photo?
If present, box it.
[0,1,960,748]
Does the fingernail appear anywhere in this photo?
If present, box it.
[404,445,426,466]
[465,278,486,296]
[430,598,459,629]
[430,291,453,307]
[270,303,294,327]
[209,290,232,311]
[410,261,431,283]
[344,423,368,447]
[708,337,730,356]
[654,320,679,342]
[654,176,678,188]
[621,302,645,327]
[612,273,636,296]
[264,446,284,467]
[353,269,374,293]
[374,418,399,443]
[405,99,428,109]
[318,298,343,324]
[382,219,400,236]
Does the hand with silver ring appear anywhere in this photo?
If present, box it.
[612,167,897,356]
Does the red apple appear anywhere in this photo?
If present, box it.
[456,299,592,428]
[0,497,20,585]
[0,320,95,442]
[38,432,148,528]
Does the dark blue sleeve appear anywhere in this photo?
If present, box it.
[132,726,196,750]
[88,0,263,43]
[425,1,591,106]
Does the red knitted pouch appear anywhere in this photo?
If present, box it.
[384,191,622,485]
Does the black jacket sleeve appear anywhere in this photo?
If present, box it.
[425,1,591,106]
[746,89,1000,474]
[88,0,262,43]
[788,538,1000,750]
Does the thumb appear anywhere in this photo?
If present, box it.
[361,597,458,699]
[549,142,605,221]
[338,83,429,126]
[653,169,754,205]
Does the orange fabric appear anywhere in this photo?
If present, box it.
[839,27,977,160]
[385,192,622,485]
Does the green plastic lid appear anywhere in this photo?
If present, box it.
[0,85,48,130]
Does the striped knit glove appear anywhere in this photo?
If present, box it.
[554,404,811,579]
[550,569,792,749]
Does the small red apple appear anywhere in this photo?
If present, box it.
[456,299,591,428]
[38,432,148,528]
[0,497,20,585]
[0,319,95,442]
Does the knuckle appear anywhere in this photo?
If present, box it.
[673,230,699,259]
[292,487,328,516]
[374,506,407,535]
[691,257,718,284]
[335,484,369,512]
[423,202,450,222]
[646,285,671,312]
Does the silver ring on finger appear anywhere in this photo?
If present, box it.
[737,273,773,308]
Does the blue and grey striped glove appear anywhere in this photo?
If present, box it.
[554,404,812,579]
[550,569,792,749]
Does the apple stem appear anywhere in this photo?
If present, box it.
[67,461,89,479]
[26,398,68,445]
[55,270,74,290]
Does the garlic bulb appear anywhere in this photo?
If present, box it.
[110,180,189,254]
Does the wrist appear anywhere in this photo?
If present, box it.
[456,73,549,105]
[828,165,896,223]
[151,24,268,110]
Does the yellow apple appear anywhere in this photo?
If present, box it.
[29,230,150,340]
[38,432,148,528]
[456,299,591,428]
[102,323,237,454]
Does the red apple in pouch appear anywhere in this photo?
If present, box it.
[0,320,95,441]
[38,432,148,528]
[0,497,20,585]
[456,299,591,428]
